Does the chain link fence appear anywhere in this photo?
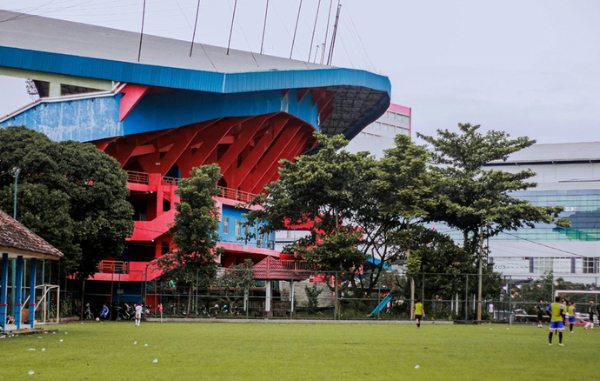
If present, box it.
[39,267,600,324]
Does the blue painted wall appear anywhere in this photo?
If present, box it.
[1,89,319,142]
[0,96,122,141]
[124,88,319,136]
[219,205,275,249]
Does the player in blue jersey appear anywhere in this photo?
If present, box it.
[100,304,109,321]
[547,296,565,346]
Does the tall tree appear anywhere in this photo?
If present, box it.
[0,126,134,279]
[418,123,568,320]
[246,132,371,286]
[247,133,438,299]
[155,164,223,315]
[374,134,439,315]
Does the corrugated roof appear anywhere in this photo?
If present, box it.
[253,257,293,280]
[487,142,600,165]
[0,209,63,259]
[0,9,328,74]
[0,10,391,141]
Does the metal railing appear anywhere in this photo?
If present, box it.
[125,170,258,203]
[126,171,149,185]
[280,260,316,271]
[97,260,129,274]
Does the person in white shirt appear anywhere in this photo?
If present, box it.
[135,303,143,327]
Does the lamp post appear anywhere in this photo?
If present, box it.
[13,167,20,219]
[10,168,20,316]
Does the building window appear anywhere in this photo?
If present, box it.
[533,257,553,274]
[583,257,595,273]
[223,217,229,234]
[235,219,241,236]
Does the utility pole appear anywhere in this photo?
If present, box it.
[13,167,20,219]
[477,220,484,322]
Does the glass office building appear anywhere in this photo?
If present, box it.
[483,142,600,282]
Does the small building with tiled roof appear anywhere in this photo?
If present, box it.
[0,209,63,331]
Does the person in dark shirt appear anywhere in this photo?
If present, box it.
[535,300,545,328]
[584,301,596,330]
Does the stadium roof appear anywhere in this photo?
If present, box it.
[486,142,600,166]
[0,10,328,74]
[0,10,391,139]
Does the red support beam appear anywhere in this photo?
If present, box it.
[93,137,119,152]
[242,123,304,193]
[318,92,334,113]
[106,129,175,167]
[311,88,327,107]
[251,130,310,194]
[298,88,309,103]
[130,144,156,157]
[120,84,150,121]
[217,115,271,175]
[176,117,250,176]
[137,123,209,175]
[228,116,290,190]
[321,105,335,124]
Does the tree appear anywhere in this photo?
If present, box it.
[215,259,255,314]
[246,133,372,289]
[155,164,223,315]
[409,227,501,316]
[418,123,568,320]
[0,126,134,279]
[375,134,439,315]
[246,133,439,300]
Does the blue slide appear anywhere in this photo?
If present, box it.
[368,293,393,316]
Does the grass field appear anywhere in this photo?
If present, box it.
[2,322,599,380]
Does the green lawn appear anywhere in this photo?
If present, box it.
[2,322,599,380]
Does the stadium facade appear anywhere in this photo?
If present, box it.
[484,143,600,283]
[0,10,391,304]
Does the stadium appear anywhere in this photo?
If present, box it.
[1,5,599,381]
[0,10,390,310]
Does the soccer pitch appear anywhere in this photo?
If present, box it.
[2,322,599,380]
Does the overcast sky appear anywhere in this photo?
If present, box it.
[1,0,599,144]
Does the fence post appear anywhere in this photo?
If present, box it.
[334,273,338,321]
[508,275,512,325]
[109,272,114,321]
[422,273,425,302]
[377,277,381,321]
[465,274,468,321]
[290,270,294,319]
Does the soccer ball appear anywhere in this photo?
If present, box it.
[95,317,100,322]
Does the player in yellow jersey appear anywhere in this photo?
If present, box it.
[546,296,565,346]
[414,299,424,329]
[568,302,577,333]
